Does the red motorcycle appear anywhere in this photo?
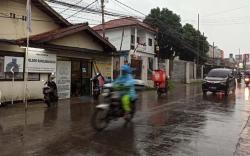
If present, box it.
[152,70,168,96]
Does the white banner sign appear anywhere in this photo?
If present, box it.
[27,51,56,73]
[57,61,71,99]
[4,56,24,73]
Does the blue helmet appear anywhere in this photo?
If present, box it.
[121,64,131,74]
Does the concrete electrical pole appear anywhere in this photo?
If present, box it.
[213,42,215,66]
[101,0,105,38]
[197,13,200,65]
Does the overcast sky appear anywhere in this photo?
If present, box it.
[50,0,250,57]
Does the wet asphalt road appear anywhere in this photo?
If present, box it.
[0,83,250,156]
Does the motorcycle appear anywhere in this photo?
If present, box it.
[152,70,168,96]
[244,77,250,87]
[237,74,242,83]
[155,81,168,96]
[91,74,105,100]
[43,81,58,107]
[91,88,137,131]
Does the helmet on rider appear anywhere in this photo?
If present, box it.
[49,73,56,80]
[121,64,131,75]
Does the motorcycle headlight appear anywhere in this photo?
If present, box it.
[245,78,249,81]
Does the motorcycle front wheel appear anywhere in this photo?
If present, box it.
[91,108,109,131]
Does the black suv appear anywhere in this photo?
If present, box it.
[202,68,236,96]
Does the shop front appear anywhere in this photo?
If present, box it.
[0,24,115,102]
[56,57,92,99]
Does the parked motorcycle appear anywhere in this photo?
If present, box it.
[91,88,137,131]
[91,73,105,100]
[43,81,58,107]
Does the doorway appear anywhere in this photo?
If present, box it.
[131,59,142,79]
[71,60,92,97]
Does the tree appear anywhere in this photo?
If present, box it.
[144,7,183,59]
[144,8,209,64]
[180,24,209,63]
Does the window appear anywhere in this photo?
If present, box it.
[131,35,135,44]
[131,45,135,50]
[28,73,40,81]
[137,37,140,44]
[0,55,24,80]
[148,38,153,46]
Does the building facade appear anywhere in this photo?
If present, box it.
[0,0,115,102]
[93,17,158,86]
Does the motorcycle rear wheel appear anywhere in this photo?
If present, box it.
[91,108,109,131]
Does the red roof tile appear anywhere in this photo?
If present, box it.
[92,17,157,32]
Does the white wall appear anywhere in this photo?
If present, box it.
[0,0,60,40]
[0,74,48,102]
[102,28,131,51]
[99,27,156,54]
[146,32,155,54]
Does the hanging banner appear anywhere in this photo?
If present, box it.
[56,61,71,99]
[4,56,24,73]
[27,51,56,73]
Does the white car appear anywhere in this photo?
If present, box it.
[103,79,145,91]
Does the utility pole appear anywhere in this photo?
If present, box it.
[197,13,200,65]
[202,32,205,56]
[213,42,215,66]
[101,0,105,38]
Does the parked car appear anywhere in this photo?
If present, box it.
[202,68,236,96]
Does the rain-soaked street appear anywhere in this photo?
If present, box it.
[1,83,250,156]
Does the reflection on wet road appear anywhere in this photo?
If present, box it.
[0,84,250,156]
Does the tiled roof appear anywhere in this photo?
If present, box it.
[92,17,157,32]
[16,23,116,51]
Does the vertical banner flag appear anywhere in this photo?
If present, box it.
[26,0,32,33]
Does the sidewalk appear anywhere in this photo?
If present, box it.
[235,116,250,156]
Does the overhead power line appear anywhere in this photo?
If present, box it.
[58,0,84,14]
[66,0,98,19]
[112,0,146,16]
[45,0,144,19]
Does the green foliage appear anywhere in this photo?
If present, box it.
[144,7,183,59]
[167,80,175,91]
[144,8,209,64]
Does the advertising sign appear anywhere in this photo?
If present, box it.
[56,61,71,99]
[96,62,112,78]
[4,56,24,73]
[27,51,56,73]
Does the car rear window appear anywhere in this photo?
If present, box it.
[207,70,230,78]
